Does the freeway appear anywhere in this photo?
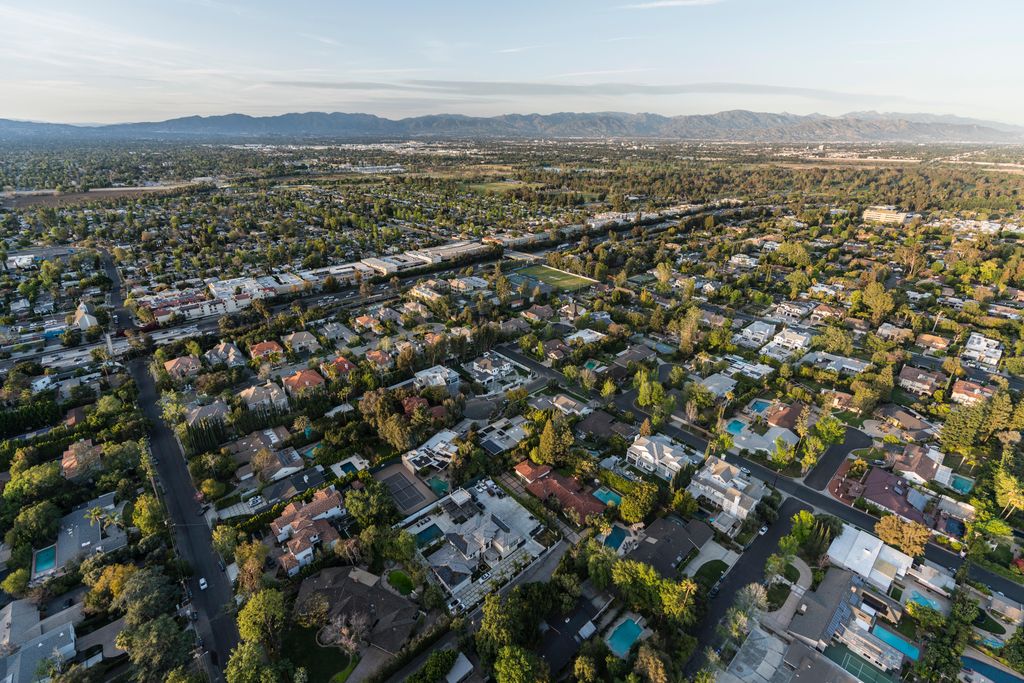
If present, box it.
[494,345,1024,606]
[129,359,238,678]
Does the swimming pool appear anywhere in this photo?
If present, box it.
[33,545,57,575]
[339,461,358,475]
[983,636,1005,649]
[909,591,940,611]
[415,523,443,546]
[593,487,623,507]
[963,656,1024,683]
[726,419,746,435]
[951,474,975,494]
[607,618,643,657]
[750,399,771,414]
[604,526,627,550]
[871,624,919,661]
[428,477,449,497]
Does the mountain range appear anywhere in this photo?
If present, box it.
[2,110,1023,143]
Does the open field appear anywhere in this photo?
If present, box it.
[519,264,597,291]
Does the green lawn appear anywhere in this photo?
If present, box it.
[388,570,414,596]
[974,608,1008,635]
[783,563,800,583]
[282,626,354,683]
[895,614,918,640]
[767,582,791,611]
[518,264,596,291]
[692,559,728,588]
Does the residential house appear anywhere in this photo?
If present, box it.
[626,434,702,481]
[734,320,776,349]
[185,400,230,428]
[0,600,77,683]
[761,328,813,361]
[204,340,246,367]
[628,516,713,578]
[319,355,357,379]
[961,332,1003,367]
[897,366,947,396]
[524,470,606,524]
[827,524,913,592]
[686,456,765,534]
[877,323,913,343]
[542,339,570,362]
[249,340,284,361]
[32,493,127,581]
[413,365,461,396]
[478,416,529,455]
[892,444,943,486]
[575,410,637,443]
[365,349,393,371]
[564,329,605,346]
[951,379,994,406]
[164,355,201,380]
[522,304,554,323]
[551,394,590,416]
[270,488,344,574]
[282,331,321,354]
[238,381,289,412]
[61,439,102,480]
[72,301,98,330]
[282,369,326,397]
[467,353,513,382]
[403,430,459,473]
[915,333,949,353]
[847,468,927,525]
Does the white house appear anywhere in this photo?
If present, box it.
[626,434,702,481]
[761,328,813,361]
[734,320,776,349]
[826,524,913,592]
[413,365,461,396]
[686,456,765,533]
[961,332,1003,368]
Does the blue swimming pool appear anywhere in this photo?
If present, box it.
[983,637,1005,649]
[726,419,745,435]
[963,656,1024,683]
[871,624,919,661]
[909,591,940,611]
[428,477,449,497]
[593,487,623,507]
[945,518,966,538]
[607,618,643,657]
[750,399,771,414]
[605,526,627,549]
[339,461,357,475]
[951,474,975,494]
[33,545,56,574]
[415,523,443,546]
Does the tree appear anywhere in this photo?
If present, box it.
[133,493,163,536]
[113,567,177,628]
[235,540,269,597]
[619,482,658,524]
[1,568,28,597]
[639,418,653,437]
[237,589,286,656]
[225,641,279,683]
[862,281,894,325]
[601,378,617,399]
[537,419,558,465]
[874,515,930,556]
[115,613,191,683]
[494,645,549,683]
[672,489,698,518]
[345,477,397,529]
[213,525,241,561]
[634,643,670,683]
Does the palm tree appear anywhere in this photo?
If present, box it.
[86,507,104,528]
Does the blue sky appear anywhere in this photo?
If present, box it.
[2,0,1021,124]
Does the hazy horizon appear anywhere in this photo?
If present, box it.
[3,0,1023,125]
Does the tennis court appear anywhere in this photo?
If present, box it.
[824,644,896,683]
[518,265,596,291]
[374,464,437,514]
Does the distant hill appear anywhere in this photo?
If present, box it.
[2,109,1022,143]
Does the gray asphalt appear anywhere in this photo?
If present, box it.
[130,360,238,678]
[803,426,872,490]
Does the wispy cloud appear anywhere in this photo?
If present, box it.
[298,33,340,47]
[620,0,722,9]
[496,45,546,54]
[546,68,654,79]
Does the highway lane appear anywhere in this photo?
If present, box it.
[129,359,238,678]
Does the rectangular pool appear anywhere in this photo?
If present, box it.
[415,523,443,546]
[607,618,642,657]
[962,656,1024,683]
[32,545,57,575]
[593,487,623,507]
[951,474,975,494]
[871,624,919,661]
[604,526,627,550]
[726,419,745,435]
[750,399,771,414]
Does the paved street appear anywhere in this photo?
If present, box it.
[130,360,238,677]
[683,497,810,676]
[803,426,871,490]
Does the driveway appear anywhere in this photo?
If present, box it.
[683,497,811,676]
[803,426,872,490]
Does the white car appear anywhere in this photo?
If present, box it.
[198,577,208,591]
[740,467,751,475]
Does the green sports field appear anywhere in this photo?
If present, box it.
[519,264,596,291]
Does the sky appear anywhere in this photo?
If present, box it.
[2,0,1023,125]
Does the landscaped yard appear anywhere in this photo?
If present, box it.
[783,563,800,583]
[973,608,1008,635]
[282,626,357,683]
[388,569,414,596]
[767,582,791,611]
[693,559,728,588]
[518,264,595,291]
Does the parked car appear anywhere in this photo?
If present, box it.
[759,525,769,535]
[198,577,208,591]
[740,467,751,475]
